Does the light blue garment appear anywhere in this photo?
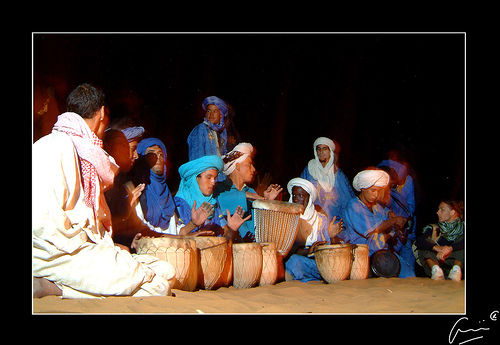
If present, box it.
[337,197,391,256]
[174,196,227,233]
[187,122,228,161]
[300,166,355,222]
[176,155,224,208]
[215,179,255,239]
[174,155,227,234]
[188,96,229,162]
[338,197,415,278]
[377,159,417,276]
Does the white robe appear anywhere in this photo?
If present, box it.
[32,132,175,298]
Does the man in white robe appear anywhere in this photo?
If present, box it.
[32,83,175,298]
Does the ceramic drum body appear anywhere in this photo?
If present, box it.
[191,236,230,290]
[232,242,263,288]
[259,242,278,286]
[350,244,370,280]
[134,236,198,291]
[314,244,353,283]
[252,199,304,257]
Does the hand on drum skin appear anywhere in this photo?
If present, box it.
[227,206,252,231]
[191,200,214,227]
[328,216,343,238]
[131,233,142,250]
[263,184,283,200]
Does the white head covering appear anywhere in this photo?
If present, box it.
[307,137,336,192]
[287,177,326,246]
[222,142,254,175]
[352,169,390,192]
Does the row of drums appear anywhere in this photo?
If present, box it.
[135,236,280,290]
[135,235,371,290]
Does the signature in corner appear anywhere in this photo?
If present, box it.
[449,311,497,344]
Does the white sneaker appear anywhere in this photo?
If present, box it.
[448,265,462,282]
[431,265,445,280]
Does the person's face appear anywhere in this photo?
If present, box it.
[235,156,256,184]
[129,140,139,164]
[145,145,165,176]
[292,186,310,210]
[360,185,385,205]
[205,104,222,125]
[316,144,331,164]
[437,202,456,223]
[197,169,218,196]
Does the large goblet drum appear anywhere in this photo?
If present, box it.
[232,243,263,289]
[134,236,198,291]
[191,236,232,290]
[314,244,353,283]
[252,199,304,257]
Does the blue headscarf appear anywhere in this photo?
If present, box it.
[176,155,224,211]
[136,137,176,229]
[202,96,228,132]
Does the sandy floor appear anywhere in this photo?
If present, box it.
[32,277,464,314]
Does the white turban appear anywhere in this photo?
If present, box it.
[307,137,336,192]
[352,169,390,192]
[222,142,254,175]
[288,177,328,247]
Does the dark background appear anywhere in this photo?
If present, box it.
[32,32,465,232]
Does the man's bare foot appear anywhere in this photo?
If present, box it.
[33,277,62,298]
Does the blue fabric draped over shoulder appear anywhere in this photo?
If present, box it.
[187,96,229,162]
[300,166,354,221]
[136,137,176,229]
[174,155,227,232]
[337,197,390,256]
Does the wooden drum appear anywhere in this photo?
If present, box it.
[134,236,198,291]
[314,244,353,283]
[350,244,370,280]
[232,243,263,289]
[191,236,230,290]
[259,242,278,286]
[252,199,304,257]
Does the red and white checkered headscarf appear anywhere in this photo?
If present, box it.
[52,112,118,230]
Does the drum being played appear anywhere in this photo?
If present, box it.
[314,244,353,283]
[370,249,401,278]
[258,242,278,286]
[134,236,198,291]
[191,236,229,290]
[350,244,370,280]
[252,199,304,257]
[232,243,263,289]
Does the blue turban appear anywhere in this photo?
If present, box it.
[136,137,176,229]
[175,155,224,212]
[121,126,145,142]
[202,96,228,132]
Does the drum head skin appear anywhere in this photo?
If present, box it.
[370,250,401,278]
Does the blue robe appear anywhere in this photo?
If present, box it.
[214,179,255,239]
[300,166,355,222]
[338,197,415,278]
[187,122,228,161]
[174,196,227,235]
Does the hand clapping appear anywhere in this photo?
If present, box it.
[263,184,283,200]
